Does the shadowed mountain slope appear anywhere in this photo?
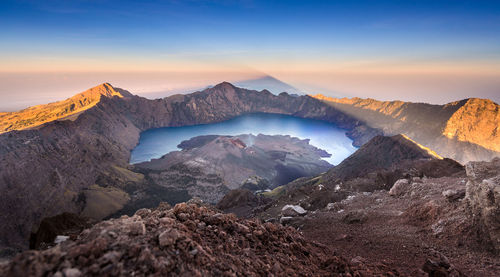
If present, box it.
[220,134,465,217]
[325,134,443,182]
[233,75,301,95]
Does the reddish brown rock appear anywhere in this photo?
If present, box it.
[0,202,394,276]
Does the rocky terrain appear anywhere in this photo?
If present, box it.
[219,135,500,275]
[313,94,500,163]
[2,135,498,275]
[1,80,499,264]
[248,135,465,213]
[0,82,379,253]
[0,201,398,276]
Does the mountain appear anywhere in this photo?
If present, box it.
[0,83,132,133]
[1,82,499,275]
[443,98,500,152]
[324,134,444,182]
[0,82,378,252]
[0,81,497,255]
[312,94,500,163]
[233,75,302,95]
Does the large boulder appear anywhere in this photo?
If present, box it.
[281,205,307,217]
[465,158,500,253]
[389,179,410,197]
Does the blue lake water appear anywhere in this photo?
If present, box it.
[130,113,357,165]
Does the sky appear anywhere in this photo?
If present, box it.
[1,0,499,111]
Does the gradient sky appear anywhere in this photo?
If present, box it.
[1,0,500,110]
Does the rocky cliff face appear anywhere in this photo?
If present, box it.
[465,158,500,253]
[0,82,379,252]
[444,98,500,152]
[313,94,500,163]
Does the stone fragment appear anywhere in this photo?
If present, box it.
[342,210,368,224]
[158,229,181,247]
[389,179,410,196]
[442,189,465,202]
[281,205,307,217]
[54,235,70,244]
[63,268,82,277]
[127,221,146,236]
[279,217,294,225]
[134,208,151,218]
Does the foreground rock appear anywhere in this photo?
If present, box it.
[0,203,393,276]
[465,158,500,253]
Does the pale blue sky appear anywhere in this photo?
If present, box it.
[1,0,499,109]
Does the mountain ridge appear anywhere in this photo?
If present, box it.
[0,83,131,133]
[312,94,500,163]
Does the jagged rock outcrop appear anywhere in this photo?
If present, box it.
[0,82,379,252]
[465,158,500,253]
[313,94,500,163]
[0,202,391,276]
